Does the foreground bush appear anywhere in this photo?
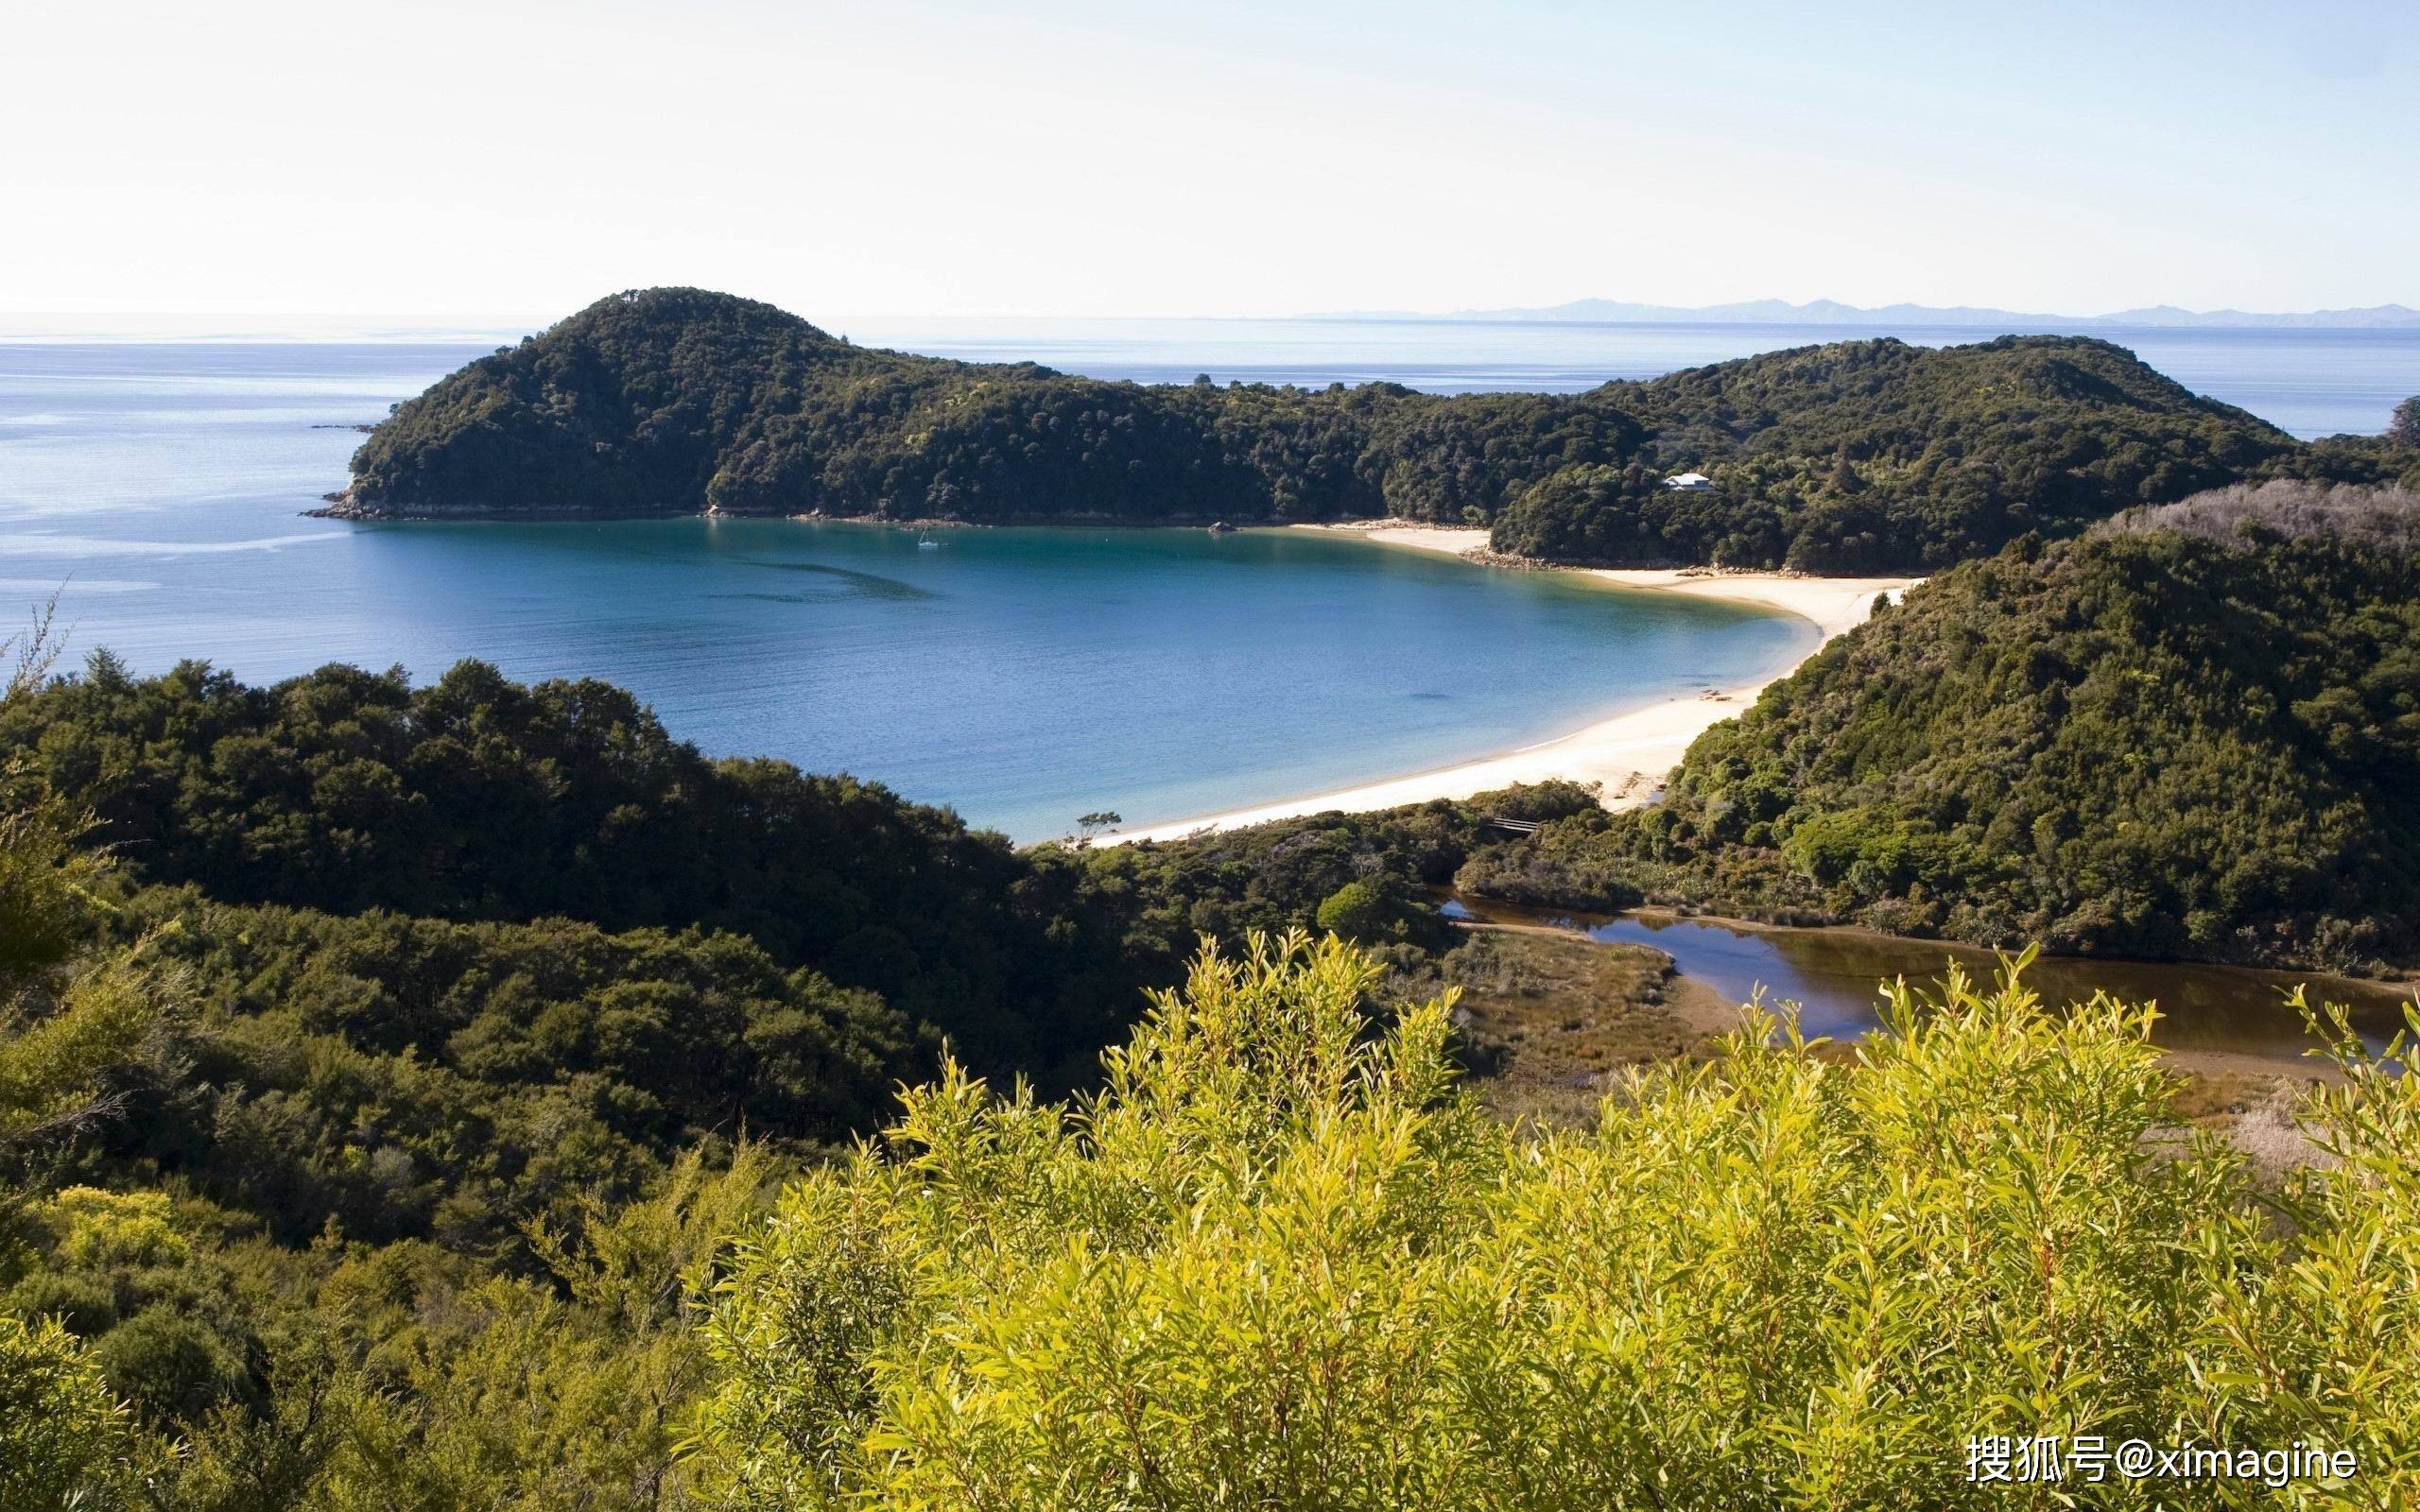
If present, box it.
[694,933,2413,1510]
[0,1312,141,1508]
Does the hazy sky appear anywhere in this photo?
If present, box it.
[6,0,2412,322]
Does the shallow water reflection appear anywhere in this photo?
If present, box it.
[1443,898,2413,1067]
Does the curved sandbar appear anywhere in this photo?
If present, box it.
[1107,524,1918,844]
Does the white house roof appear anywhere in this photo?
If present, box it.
[1664,472,1713,489]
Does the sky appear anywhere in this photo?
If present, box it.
[4,0,2413,325]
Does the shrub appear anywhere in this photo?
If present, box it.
[39,1187,191,1270]
[0,1312,138,1506]
[690,934,2411,1508]
[1312,879,1394,941]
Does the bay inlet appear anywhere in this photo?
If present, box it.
[7,323,2411,842]
[0,342,1808,840]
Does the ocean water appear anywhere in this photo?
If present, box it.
[2,321,2408,840]
[0,341,1811,840]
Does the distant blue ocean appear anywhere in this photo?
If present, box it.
[1,319,2408,839]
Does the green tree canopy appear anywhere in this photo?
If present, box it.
[1489,503,2420,971]
[2390,395,2420,447]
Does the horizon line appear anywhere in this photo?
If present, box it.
[5,293,2418,342]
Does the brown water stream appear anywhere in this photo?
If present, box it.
[1443,897,2414,1070]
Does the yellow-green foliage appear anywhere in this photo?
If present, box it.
[0,947,167,1147]
[0,779,175,1152]
[285,1145,772,1512]
[692,933,2412,1510]
[35,1188,192,1271]
[2194,991,2420,1494]
[0,1311,138,1509]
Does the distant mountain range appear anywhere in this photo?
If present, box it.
[1315,298,2420,330]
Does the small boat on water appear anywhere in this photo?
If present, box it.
[1206,520,1235,534]
[917,532,942,549]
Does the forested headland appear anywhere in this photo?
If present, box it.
[331,287,2415,574]
[1447,481,2420,973]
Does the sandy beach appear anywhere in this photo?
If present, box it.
[1107,524,1917,844]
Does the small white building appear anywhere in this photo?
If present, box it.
[1664,472,1714,492]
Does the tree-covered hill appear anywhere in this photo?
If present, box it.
[0,649,1538,1086]
[0,653,1135,1080]
[343,288,1643,529]
[340,288,2306,572]
[1495,491,2420,970]
[1495,335,2295,570]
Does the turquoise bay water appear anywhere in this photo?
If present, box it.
[51,513,1805,842]
[0,342,1809,840]
[4,321,2411,840]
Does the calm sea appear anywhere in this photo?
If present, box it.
[2,320,2410,840]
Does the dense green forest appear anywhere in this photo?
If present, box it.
[1489,336,2296,568]
[341,289,1643,533]
[0,654,1144,1083]
[340,288,2316,572]
[1466,485,2420,971]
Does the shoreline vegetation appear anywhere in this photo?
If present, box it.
[1109,523,1916,841]
[333,287,2409,576]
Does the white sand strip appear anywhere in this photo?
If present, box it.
[1101,524,1916,845]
